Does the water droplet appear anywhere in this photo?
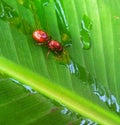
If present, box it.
[56,53,90,82]
[67,61,79,74]
[61,107,68,114]
[91,80,120,113]
[81,39,91,50]
[54,0,69,30]
[56,52,120,114]
[54,0,72,46]
[80,15,92,50]
[0,1,18,20]
[10,78,37,93]
[42,0,49,6]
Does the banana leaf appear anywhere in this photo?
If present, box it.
[0,0,120,124]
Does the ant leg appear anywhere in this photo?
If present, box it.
[63,43,72,48]
[46,50,51,58]
[34,42,43,46]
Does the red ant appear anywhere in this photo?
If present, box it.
[32,30,63,55]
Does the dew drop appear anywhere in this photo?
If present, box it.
[0,1,18,20]
[42,0,49,6]
[80,15,92,50]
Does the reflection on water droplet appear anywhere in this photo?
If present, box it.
[54,0,72,46]
[80,119,98,125]
[81,16,92,31]
[81,39,91,50]
[42,0,49,6]
[10,78,37,93]
[60,105,98,124]
[67,61,79,74]
[80,15,92,50]
[91,80,120,113]
[0,1,18,20]
[61,107,68,114]
[54,0,69,30]
[57,51,120,113]
[0,0,34,34]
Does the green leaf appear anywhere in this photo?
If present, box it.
[1,56,120,125]
[0,76,81,125]
[0,0,120,125]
